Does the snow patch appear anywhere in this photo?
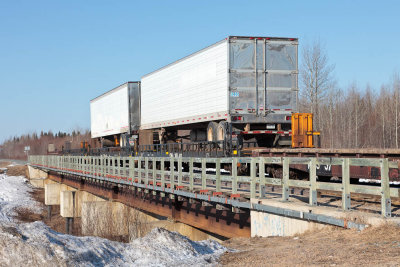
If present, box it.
[0,174,227,266]
[0,222,226,266]
[359,178,400,185]
[0,174,42,223]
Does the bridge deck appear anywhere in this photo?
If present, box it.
[28,155,400,219]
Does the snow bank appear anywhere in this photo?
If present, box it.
[0,223,226,266]
[0,174,227,266]
[0,174,42,222]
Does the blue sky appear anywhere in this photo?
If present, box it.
[0,0,399,142]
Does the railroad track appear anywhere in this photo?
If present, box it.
[247,147,400,160]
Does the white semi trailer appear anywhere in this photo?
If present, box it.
[91,36,298,149]
[90,82,140,147]
[141,36,298,147]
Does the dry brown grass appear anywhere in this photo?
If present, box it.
[82,201,151,242]
[220,223,400,266]
[0,162,28,177]
[6,165,28,177]
[0,161,12,168]
[14,207,44,223]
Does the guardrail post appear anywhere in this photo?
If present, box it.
[282,157,289,201]
[201,158,206,190]
[108,156,112,177]
[216,158,221,192]
[91,156,94,175]
[232,158,238,194]
[95,156,98,176]
[250,158,257,198]
[170,157,175,188]
[178,157,182,186]
[93,157,96,175]
[144,157,148,184]
[129,157,133,182]
[342,158,351,211]
[309,158,317,206]
[137,157,142,183]
[111,157,115,177]
[259,157,265,198]
[119,157,121,177]
[99,155,102,177]
[87,156,89,172]
[122,157,126,178]
[161,158,165,188]
[380,158,391,217]
[152,158,157,186]
[189,158,194,191]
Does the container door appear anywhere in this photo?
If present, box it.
[229,39,262,114]
[265,40,298,112]
[229,38,298,115]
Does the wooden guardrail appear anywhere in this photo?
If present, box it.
[29,155,398,217]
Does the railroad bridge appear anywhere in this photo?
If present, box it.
[28,154,400,238]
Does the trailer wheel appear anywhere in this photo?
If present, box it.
[217,121,227,141]
[217,121,228,148]
[207,122,218,142]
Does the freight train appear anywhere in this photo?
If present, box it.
[89,36,318,156]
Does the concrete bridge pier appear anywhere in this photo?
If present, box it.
[27,166,49,188]
[44,183,74,224]
[60,190,107,234]
[60,190,77,234]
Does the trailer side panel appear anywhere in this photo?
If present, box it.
[90,83,130,138]
[140,41,229,129]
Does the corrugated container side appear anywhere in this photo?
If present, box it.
[140,41,228,129]
[90,84,130,138]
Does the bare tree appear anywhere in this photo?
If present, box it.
[392,72,400,148]
[300,40,336,129]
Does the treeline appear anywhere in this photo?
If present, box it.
[299,41,400,149]
[0,129,91,160]
[300,78,400,149]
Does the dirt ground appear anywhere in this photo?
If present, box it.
[220,224,400,266]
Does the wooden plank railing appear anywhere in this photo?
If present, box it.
[28,155,398,217]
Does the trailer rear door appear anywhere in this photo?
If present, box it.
[265,40,298,112]
[229,37,298,114]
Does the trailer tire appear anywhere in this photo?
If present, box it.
[207,122,218,142]
[120,134,127,147]
[217,121,227,141]
[217,121,228,148]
